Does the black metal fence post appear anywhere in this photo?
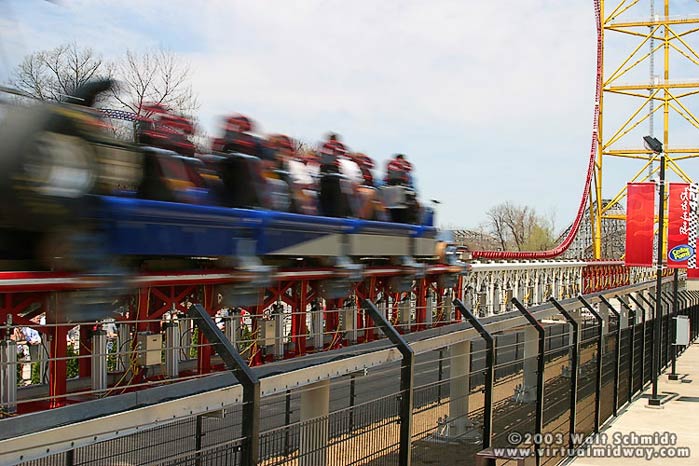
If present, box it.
[691,292,696,341]
[681,291,695,343]
[453,299,494,449]
[639,294,659,386]
[629,295,648,386]
[285,390,292,456]
[549,298,579,451]
[598,296,621,416]
[362,299,414,466]
[692,292,699,341]
[512,298,545,466]
[677,290,692,356]
[195,415,203,466]
[187,304,260,466]
[578,296,603,432]
[661,293,673,370]
[616,297,636,403]
[65,449,74,466]
[437,348,444,404]
[662,289,679,380]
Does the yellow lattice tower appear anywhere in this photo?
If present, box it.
[592,0,699,258]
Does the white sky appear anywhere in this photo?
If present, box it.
[4,0,684,230]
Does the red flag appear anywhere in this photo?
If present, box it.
[625,183,656,267]
[667,183,692,268]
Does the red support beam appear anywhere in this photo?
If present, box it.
[48,323,68,408]
[197,285,215,374]
[292,281,308,355]
[415,279,427,330]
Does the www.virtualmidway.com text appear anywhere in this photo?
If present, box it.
[496,430,691,460]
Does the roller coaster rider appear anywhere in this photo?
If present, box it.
[317,133,353,217]
[383,153,420,224]
[385,153,413,187]
[268,134,316,214]
[350,152,375,188]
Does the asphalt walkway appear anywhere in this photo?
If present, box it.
[568,342,699,465]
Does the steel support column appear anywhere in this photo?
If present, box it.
[48,322,68,409]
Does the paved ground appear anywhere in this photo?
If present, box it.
[569,342,699,466]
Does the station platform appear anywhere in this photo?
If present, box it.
[568,342,699,465]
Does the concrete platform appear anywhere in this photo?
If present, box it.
[568,343,699,465]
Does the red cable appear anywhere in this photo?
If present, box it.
[472,0,603,260]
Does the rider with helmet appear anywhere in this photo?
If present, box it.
[385,154,413,187]
[382,154,419,223]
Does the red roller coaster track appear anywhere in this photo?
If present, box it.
[472,0,602,260]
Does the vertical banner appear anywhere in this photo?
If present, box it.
[666,183,692,268]
[688,183,699,269]
[625,183,656,267]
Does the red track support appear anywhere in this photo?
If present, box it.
[78,325,91,378]
[1,262,641,415]
[415,280,427,330]
[48,321,68,408]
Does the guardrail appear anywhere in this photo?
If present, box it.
[1,275,694,466]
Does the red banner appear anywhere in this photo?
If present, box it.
[667,183,692,268]
[625,183,656,267]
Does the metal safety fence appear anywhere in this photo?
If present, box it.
[5,279,698,466]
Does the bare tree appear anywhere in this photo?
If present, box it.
[486,203,512,251]
[110,48,198,117]
[485,202,556,251]
[10,43,108,102]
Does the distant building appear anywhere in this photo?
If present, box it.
[451,229,502,252]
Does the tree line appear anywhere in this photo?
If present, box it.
[452,202,557,252]
[8,42,197,121]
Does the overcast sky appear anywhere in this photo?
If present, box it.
[0,1,627,229]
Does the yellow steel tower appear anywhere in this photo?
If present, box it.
[592,0,699,258]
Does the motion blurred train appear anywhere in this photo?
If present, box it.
[0,81,455,277]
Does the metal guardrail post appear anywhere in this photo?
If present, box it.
[362,299,414,466]
[682,290,692,353]
[629,295,648,386]
[548,298,579,451]
[688,291,696,342]
[638,294,660,389]
[691,291,699,341]
[577,296,603,432]
[677,290,692,356]
[599,296,621,416]
[660,293,674,370]
[662,290,678,379]
[187,304,260,466]
[681,290,695,342]
[453,299,494,449]
[511,297,544,466]
[616,297,636,403]
[688,290,695,342]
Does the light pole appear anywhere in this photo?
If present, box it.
[644,135,664,407]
